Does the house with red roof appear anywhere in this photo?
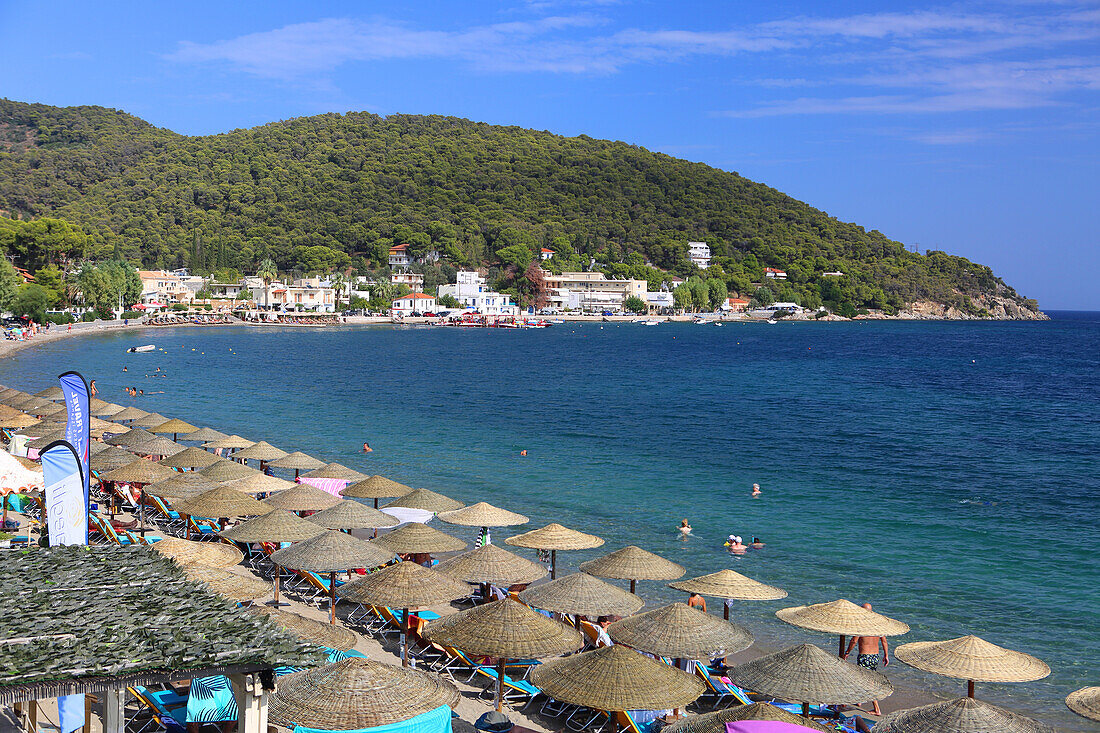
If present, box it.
[391,292,437,316]
[764,267,787,279]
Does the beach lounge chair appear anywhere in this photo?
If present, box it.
[187,516,219,538]
[692,661,752,708]
[89,514,137,546]
[128,686,188,733]
[148,495,184,533]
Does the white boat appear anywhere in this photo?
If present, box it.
[550,319,565,325]
[641,320,659,326]
[767,319,778,325]
[126,344,156,353]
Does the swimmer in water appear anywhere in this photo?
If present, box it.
[724,535,747,554]
[122,366,127,372]
[679,519,692,538]
[362,442,373,453]
[750,536,765,548]
[520,449,527,456]
[752,483,762,497]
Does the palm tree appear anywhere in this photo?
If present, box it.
[330,271,347,312]
[257,258,277,311]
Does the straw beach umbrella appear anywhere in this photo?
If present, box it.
[158,445,220,470]
[175,485,273,537]
[384,487,464,513]
[35,386,64,401]
[185,567,271,602]
[104,428,157,447]
[373,522,466,555]
[531,645,705,716]
[777,598,910,658]
[301,462,367,482]
[153,537,245,568]
[220,473,298,495]
[438,502,529,545]
[341,475,413,508]
[662,702,835,733]
[727,644,893,716]
[151,417,198,441]
[876,697,1055,733]
[270,658,460,730]
[1,413,41,429]
[90,402,124,418]
[128,412,168,429]
[101,459,176,486]
[307,500,400,531]
[127,435,184,457]
[1066,687,1100,722]
[271,530,395,623]
[262,483,343,512]
[91,446,142,473]
[670,569,788,620]
[894,635,1050,698]
[337,561,470,665]
[37,402,67,418]
[580,545,684,593]
[434,543,547,598]
[144,473,219,501]
[269,451,325,478]
[201,458,261,482]
[519,572,644,619]
[609,602,753,660]
[231,440,287,462]
[202,435,255,451]
[505,522,605,579]
[220,509,327,606]
[245,605,359,652]
[425,597,584,710]
[110,406,149,422]
[185,426,228,444]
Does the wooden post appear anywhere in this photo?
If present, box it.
[230,673,270,733]
[104,689,125,733]
[550,549,557,579]
[496,658,506,712]
[723,599,730,621]
[329,571,337,624]
[801,702,810,718]
[968,680,975,698]
[630,579,636,594]
[401,607,410,667]
[838,634,846,659]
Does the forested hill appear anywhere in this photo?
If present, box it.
[0,99,1041,316]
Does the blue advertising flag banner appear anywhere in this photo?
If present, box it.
[58,371,90,512]
[41,439,87,733]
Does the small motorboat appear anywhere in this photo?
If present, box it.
[126,344,156,353]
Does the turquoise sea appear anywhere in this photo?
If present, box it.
[4,314,1098,730]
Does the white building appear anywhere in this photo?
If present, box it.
[437,271,519,315]
[688,241,711,268]
[765,268,787,279]
[391,271,424,291]
[137,270,189,305]
[389,244,411,269]
[391,292,437,315]
[644,291,674,313]
[252,277,335,312]
[540,248,555,261]
[541,271,648,314]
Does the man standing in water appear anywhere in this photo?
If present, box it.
[843,602,890,715]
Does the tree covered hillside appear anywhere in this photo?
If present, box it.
[0,99,1038,315]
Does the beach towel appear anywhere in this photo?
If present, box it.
[185,675,237,723]
[725,722,823,733]
[293,703,452,733]
[298,477,348,497]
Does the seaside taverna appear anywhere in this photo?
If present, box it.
[0,381,1087,733]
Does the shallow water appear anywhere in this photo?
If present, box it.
[6,314,1098,730]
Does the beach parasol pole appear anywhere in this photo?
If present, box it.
[968,679,975,698]
[550,549,556,579]
[496,658,506,712]
[329,571,337,624]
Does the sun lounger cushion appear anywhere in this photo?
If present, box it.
[185,675,238,723]
[293,702,452,733]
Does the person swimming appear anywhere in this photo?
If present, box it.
[724,535,747,554]
[679,519,692,538]
[752,483,762,496]
[362,442,373,453]
[750,537,765,548]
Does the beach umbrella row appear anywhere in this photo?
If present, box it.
[506,522,604,579]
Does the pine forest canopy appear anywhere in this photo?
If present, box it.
[0,99,1039,315]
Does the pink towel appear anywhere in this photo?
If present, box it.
[298,476,348,497]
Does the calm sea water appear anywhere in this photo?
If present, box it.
[5,314,1098,729]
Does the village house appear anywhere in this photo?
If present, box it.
[388,244,411,269]
[437,271,518,315]
[390,271,425,291]
[688,241,711,268]
[765,267,787,280]
[541,270,648,314]
[391,292,437,316]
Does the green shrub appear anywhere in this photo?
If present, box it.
[81,312,97,322]
[120,310,143,319]
[171,303,188,312]
[46,312,76,325]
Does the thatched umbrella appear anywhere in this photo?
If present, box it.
[219,509,327,606]
[88,397,113,411]
[1,413,41,429]
[608,602,753,660]
[34,386,64,401]
[90,402,124,418]
[425,597,584,710]
[245,605,358,652]
[262,483,343,513]
[434,544,546,603]
[341,475,413,509]
[101,459,176,485]
[185,426,228,444]
[158,445,220,470]
[270,658,460,730]
[777,598,910,658]
[1066,687,1100,722]
[27,431,67,450]
[384,488,464,513]
[0,403,24,419]
[877,697,1055,733]
[271,530,395,623]
[110,406,149,422]
[337,561,471,665]
[184,566,271,602]
[200,458,261,483]
[727,644,893,716]
[220,473,298,495]
[373,522,466,555]
[518,572,644,619]
[232,440,288,464]
[306,500,400,531]
[175,485,273,537]
[301,462,367,482]
[894,635,1050,698]
[269,451,325,479]
[127,435,183,457]
[37,403,67,418]
[662,702,834,733]
[151,417,198,441]
[104,427,157,447]
[89,440,111,456]
[531,645,705,716]
[91,446,142,473]
[202,435,255,451]
[128,412,168,429]
[670,569,788,619]
[144,473,220,501]
[580,545,684,593]
[152,537,245,568]
[437,502,529,544]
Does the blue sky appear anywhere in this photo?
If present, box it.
[1,0,1098,309]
